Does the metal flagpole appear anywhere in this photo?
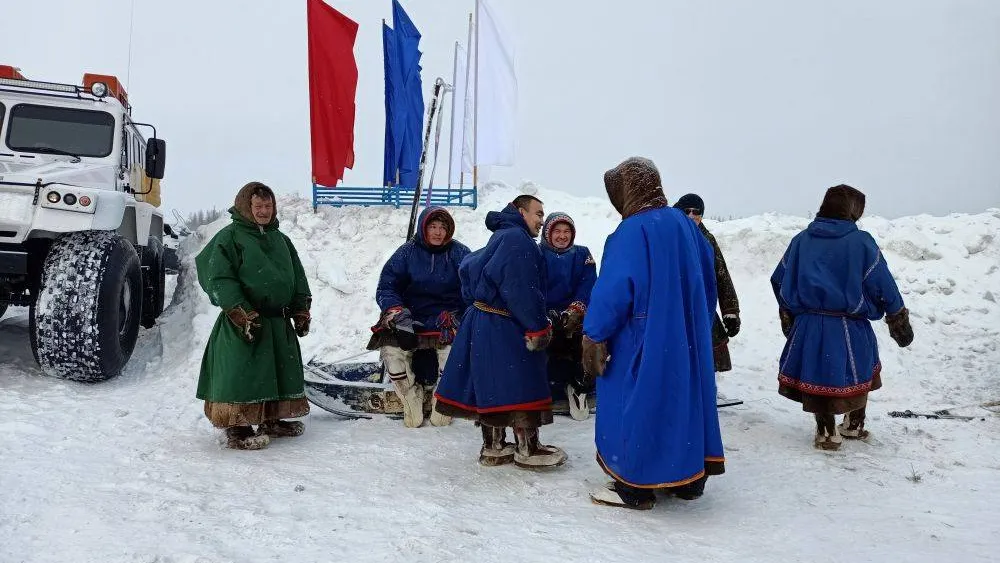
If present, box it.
[461,11,474,199]
[472,2,479,189]
[446,40,459,193]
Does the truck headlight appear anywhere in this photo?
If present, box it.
[90,82,108,98]
[46,191,61,203]
[63,193,77,206]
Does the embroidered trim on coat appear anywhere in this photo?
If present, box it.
[777,369,880,397]
[843,318,859,385]
[864,251,882,280]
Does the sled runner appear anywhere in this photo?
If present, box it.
[304,351,596,420]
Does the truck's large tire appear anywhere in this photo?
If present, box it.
[34,231,143,382]
[141,236,165,328]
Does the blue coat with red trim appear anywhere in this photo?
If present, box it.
[583,207,724,487]
[540,243,597,311]
[375,207,470,333]
[539,213,597,311]
[434,204,552,414]
[771,218,904,398]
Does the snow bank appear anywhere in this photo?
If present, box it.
[2,184,998,563]
[164,182,624,367]
[171,186,1000,413]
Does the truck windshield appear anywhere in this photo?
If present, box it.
[5,104,115,158]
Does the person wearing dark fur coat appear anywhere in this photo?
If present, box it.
[434,195,568,470]
[674,193,741,374]
[539,212,598,420]
[367,206,471,428]
[771,185,914,450]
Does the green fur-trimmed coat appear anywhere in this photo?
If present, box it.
[195,207,311,404]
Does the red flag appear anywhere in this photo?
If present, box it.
[307,0,358,186]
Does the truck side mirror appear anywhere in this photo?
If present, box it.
[145,138,166,180]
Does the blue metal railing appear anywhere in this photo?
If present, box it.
[312,184,477,210]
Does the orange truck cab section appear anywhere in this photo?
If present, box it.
[0,65,27,80]
[83,73,129,107]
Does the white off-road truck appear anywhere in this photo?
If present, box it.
[0,65,168,382]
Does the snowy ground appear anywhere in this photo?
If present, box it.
[2,184,999,563]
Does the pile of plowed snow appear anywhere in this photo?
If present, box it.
[169,182,1000,413]
[2,181,998,563]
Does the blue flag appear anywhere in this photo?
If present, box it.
[382,22,403,186]
[392,0,424,190]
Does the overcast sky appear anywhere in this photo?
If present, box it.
[2,1,998,218]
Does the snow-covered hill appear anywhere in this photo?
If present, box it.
[2,183,999,562]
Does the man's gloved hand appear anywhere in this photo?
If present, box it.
[226,306,262,343]
[886,307,914,348]
[525,324,553,351]
[561,301,587,334]
[547,309,562,331]
[437,310,459,345]
[379,306,405,329]
[581,335,609,380]
[292,310,311,338]
[723,313,741,338]
[779,308,795,338]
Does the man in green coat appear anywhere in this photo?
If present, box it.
[196,182,312,450]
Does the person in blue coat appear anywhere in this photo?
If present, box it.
[539,212,597,419]
[771,185,913,450]
[434,195,568,470]
[582,157,725,510]
[367,206,471,428]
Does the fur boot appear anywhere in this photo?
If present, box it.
[814,413,843,451]
[590,481,655,510]
[478,425,515,466]
[427,385,452,427]
[512,426,567,469]
[382,346,424,428]
[838,407,869,439]
[566,384,590,421]
[259,420,305,438]
[672,475,708,500]
[225,426,270,450]
[388,372,424,428]
[426,347,454,427]
[428,399,452,426]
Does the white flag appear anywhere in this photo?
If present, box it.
[448,42,474,186]
[475,0,516,167]
[462,16,475,176]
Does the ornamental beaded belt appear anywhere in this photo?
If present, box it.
[474,301,511,317]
